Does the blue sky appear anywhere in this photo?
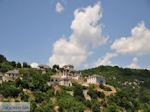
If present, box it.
[0,0,150,69]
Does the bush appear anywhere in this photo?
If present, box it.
[97,91,105,98]
[99,84,111,91]
[87,89,98,99]
[73,84,85,101]
[33,91,46,103]
[20,92,29,101]
[58,92,85,112]
[0,82,22,97]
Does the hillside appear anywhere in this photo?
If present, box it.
[81,66,150,111]
[0,54,150,112]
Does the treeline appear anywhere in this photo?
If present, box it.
[0,54,30,73]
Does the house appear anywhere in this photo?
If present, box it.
[62,65,75,78]
[87,75,106,85]
[59,78,72,87]
[71,72,82,81]
[62,65,74,72]
[2,70,20,82]
[47,74,61,86]
[0,72,3,84]
[38,64,49,74]
[48,74,72,87]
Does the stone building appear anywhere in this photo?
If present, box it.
[87,75,106,85]
[2,70,20,82]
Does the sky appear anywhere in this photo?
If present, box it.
[0,0,150,69]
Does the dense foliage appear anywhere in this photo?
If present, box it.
[81,65,150,111]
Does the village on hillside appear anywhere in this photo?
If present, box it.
[0,55,149,112]
[0,64,116,98]
[1,64,108,87]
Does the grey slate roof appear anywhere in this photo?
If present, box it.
[6,70,19,74]
[89,74,105,79]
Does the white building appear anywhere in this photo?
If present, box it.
[47,74,60,86]
[87,75,106,85]
[59,78,72,87]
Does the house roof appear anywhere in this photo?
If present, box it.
[38,64,49,69]
[50,75,61,79]
[6,70,19,74]
[88,74,105,79]
[63,65,74,68]
[59,78,71,82]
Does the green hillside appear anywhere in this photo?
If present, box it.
[0,54,150,112]
[81,66,150,111]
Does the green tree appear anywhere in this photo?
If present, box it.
[23,62,28,68]
[0,82,22,97]
[0,62,13,73]
[0,54,7,63]
[20,92,29,101]
[73,84,85,101]
[58,93,85,112]
[17,62,22,68]
[10,61,16,68]
[91,100,101,112]
[33,91,46,103]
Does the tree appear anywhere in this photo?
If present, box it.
[30,101,37,112]
[17,62,22,68]
[23,62,28,68]
[73,84,85,101]
[0,62,13,73]
[23,62,30,68]
[91,100,101,112]
[58,93,85,112]
[52,64,60,71]
[41,101,52,112]
[0,82,22,97]
[0,54,7,63]
[107,104,118,112]
[10,61,16,68]
[33,91,46,103]
[20,92,29,101]
[87,89,98,99]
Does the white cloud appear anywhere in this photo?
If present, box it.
[56,2,64,13]
[70,2,107,48]
[94,52,118,66]
[30,62,39,68]
[49,38,88,67]
[111,21,150,55]
[127,57,140,69]
[49,2,107,67]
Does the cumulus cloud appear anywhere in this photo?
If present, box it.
[127,57,140,69]
[111,21,150,55]
[49,2,107,67]
[94,52,118,66]
[30,62,39,68]
[70,3,107,48]
[49,38,88,66]
[56,2,64,13]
